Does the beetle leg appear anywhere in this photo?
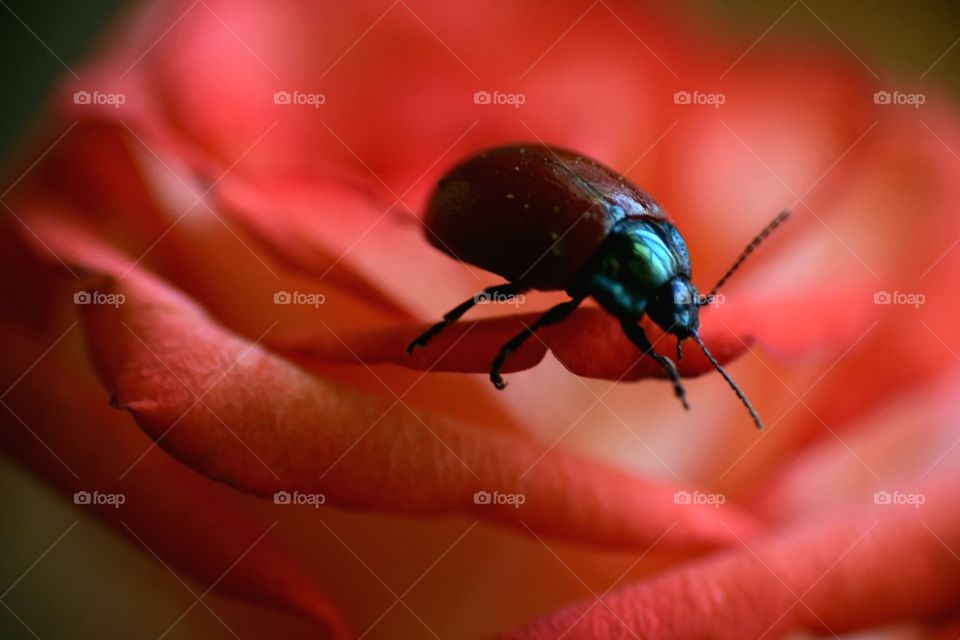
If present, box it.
[407,283,527,354]
[619,319,689,410]
[489,298,583,389]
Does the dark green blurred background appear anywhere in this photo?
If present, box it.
[0,0,126,155]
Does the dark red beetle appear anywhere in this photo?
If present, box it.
[408,144,788,429]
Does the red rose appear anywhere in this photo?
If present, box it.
[3,1,960,638]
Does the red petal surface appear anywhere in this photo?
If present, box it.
[0,318,349,638]
[3,200,764,592]
[501,491,960,639]
[75,264,758,551]
[275,307,749,381]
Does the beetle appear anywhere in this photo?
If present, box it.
[407,144,789,429]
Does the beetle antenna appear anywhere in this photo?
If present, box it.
[691,331,763,430]
[707,210,790,300]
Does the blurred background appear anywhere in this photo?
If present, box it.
[3,1,960,157]
[1,1,958,638]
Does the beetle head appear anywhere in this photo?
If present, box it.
[647,276,700,339]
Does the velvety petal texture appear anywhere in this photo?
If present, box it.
[77,265,757,550]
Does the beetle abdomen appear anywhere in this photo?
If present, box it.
[423,144,665,290]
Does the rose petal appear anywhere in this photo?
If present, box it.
[753,372,960,523]
[500,486,960,639]
[0,317,349,638]
[692,110,960,493]
[213,173,460,319]
[273,279,882,388]
[74,263,757,551]
[274,306,749,382]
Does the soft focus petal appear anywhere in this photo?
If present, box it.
[501,488,960,639]
[697,109,960,495]
[0,321,349,638]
